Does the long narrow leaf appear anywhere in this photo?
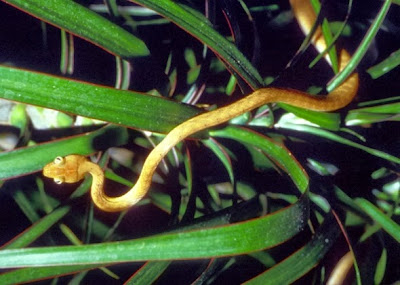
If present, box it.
[0,264,108,285]
[0,195,308,268]
[277,118,400,165]
[246,215,340,284]
[0,125,128,180]
[2,206,70,249]
[356,198,400,243]
[126,261,171,284]
[327,0,392,91]
[367,48,400,79]
[210,126,309,192]
[0,66,201,132]
[129,0,263,89]
[2,0,149,58]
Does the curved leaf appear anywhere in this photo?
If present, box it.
[0,66,201,132]
[0,195,309,268]
[203,138,235,185]
[3,0,149,58]
[126,261,171,284]
[279,104,341,131]
[209,126,309,192]
[356,198,400,243]
[129,0,263,88]
[246,215,340,285]
[277,118,400,165]
[0,125,128,180]
[0,265,107,285]
[3,206,71,249]
[367,48,400,79]
[327,0,392,91]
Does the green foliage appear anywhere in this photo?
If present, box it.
[0,0,399,284]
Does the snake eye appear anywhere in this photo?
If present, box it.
[54,156,65,165]
[54,177,64,184]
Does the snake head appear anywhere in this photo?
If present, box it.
[43,155,87,184]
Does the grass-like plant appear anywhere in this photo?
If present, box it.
[0,0,399,284]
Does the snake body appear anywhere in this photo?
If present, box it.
[43,0,359,212]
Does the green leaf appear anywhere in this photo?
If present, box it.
[125,261,171,284]
[374,248,387,285]
[129,0,263,88]
[345,101,400,125]
[4,0,149,58]
[9,104,28,134]
[0,195,309,268]
[12,190,41,223]
[350,102,400,114]
[0,265,107,285]
[367,48,400,79]
[0,125,128,180]
[356,198,400,243]
[210,126,309,192]
[203,138,235,185]
[345,112,400,126]
[0,66,200,132]
[277,117,400,165]
[279,104,341,131]
[3,206,71,249]
[327,0,392,91]
[246,215,340,285]
[309,0,339,73]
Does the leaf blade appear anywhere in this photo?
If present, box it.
[129,0,263,88]
[0,66,200,132]
[0,195,309,268]
[0,125,128,180]
[4,0,149,58]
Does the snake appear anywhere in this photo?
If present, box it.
[43,0,359,212]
